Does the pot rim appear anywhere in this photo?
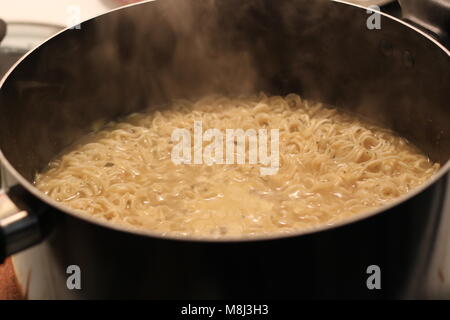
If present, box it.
[0,0,449,243]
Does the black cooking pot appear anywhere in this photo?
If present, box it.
[0,0,449,299]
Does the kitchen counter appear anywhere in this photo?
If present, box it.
[0,259,23,300]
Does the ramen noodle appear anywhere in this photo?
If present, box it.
[34,94,440,238]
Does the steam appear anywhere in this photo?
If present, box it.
[75,0,450,163]
[4,0,448,181]
[87,0,335,107]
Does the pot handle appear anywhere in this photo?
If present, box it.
[398,0,450,46]
[0,185,44,264]
[0,19,48,263]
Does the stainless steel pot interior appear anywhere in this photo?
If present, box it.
[0,0,449,240]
